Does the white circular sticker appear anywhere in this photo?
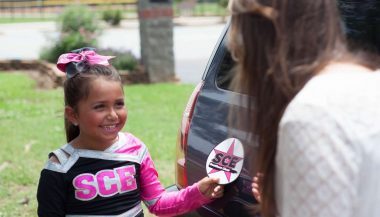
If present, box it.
[206,138,244,185]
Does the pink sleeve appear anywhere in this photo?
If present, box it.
[140,151,211,216]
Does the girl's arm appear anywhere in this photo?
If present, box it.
[37,169,66,217]
[139,151,223,216]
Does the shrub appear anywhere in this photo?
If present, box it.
[39,4,138,72]
[219,0,229,8]
[40,4,100,63]
[59,4,101,34]
[102,9,123,26]
[40,33,97,63]
[98,48,139,71]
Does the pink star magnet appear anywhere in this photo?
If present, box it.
[206,138,244,184]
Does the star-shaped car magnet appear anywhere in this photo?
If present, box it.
[206,138,244,184]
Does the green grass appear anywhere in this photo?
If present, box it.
[193,3,227,16]
[0,2,226,24]
[173,2,227,17]
[0,72,195,216]
[0,17,54,24]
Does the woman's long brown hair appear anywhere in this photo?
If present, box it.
[228,0,348,216]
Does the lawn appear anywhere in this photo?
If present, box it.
[0,17,53,24]
[0,72,195,216]
[0,2,226,24]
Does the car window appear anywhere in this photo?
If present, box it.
[216,50,235,91]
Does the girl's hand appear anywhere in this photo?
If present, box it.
[198,177,224,199]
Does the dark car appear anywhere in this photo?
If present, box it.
[166,23,259,217]
[167,7,379,216]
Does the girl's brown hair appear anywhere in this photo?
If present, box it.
[228,0,362,216]
[63,64,122,142]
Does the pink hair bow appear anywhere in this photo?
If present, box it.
[57,49,114,73]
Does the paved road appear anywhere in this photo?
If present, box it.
[0,17,226,84]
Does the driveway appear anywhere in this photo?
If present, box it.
[0,17,226,84]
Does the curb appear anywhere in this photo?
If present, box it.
[117,16,226,28]
[173,16,227,26]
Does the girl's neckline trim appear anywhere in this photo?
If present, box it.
[67,132,126,153]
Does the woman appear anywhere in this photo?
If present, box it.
[228,0,380,217]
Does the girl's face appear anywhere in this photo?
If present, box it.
[72,78,127,150]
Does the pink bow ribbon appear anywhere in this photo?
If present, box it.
[57,50,114,72]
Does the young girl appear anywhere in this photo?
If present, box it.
[37,47,223,217]
[228,0,380,217]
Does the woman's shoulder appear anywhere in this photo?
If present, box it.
[292,63,380,108]
[282,64,380,133]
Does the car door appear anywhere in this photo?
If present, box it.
[185,24,260,217]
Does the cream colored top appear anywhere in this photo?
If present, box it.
[276,64,380,217]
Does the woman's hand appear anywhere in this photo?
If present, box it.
[252,173,263,202]
[198,177,224,199]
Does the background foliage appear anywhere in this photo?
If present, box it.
[40,5,100,65]
[39,4,140,72]
[102,8,123,26]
